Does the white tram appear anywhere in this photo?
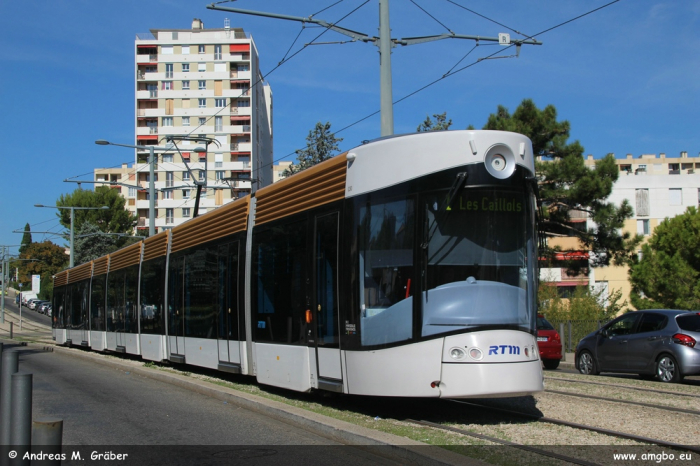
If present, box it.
[53,130,544,398]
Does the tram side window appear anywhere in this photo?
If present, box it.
[107,270,125,332]
[253,220,307,344]
[91,275,106,331]
[140,257,165,335]
[357,197,415,346]
[124,265,139,334]
[184,247,218,339]
[52,287,65,329]
[76,280,89,331]
[65,284,75,329]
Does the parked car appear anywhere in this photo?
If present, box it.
[45,304,52,317]
[32,300,49,311]
[26,298,42,310]
[37,302,51,315]
[537,315,562,370]
[576,310,700,383]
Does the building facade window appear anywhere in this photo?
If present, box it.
[199,170,205,181]
[162,154,173,163]
[182,63,189,73]
[182,45,190,55]
[182,189,190,199]
[165,63,173,78]
[182,80,190,90]
[163,190,173,200]
[637,219,650,235]
[198,80,206,90]
[182,116,190,126]
[166,208,174,224]
[166,171,174,187]
[215,98,226,108]
[669,188,683,206]
[214,44,222,60]
[199,117,206,126]
[162,117,173,127]
[198,63,206,72]
[198,45,205,54]
[182,172,190,181]
[216,171,225,180]
[215,116,223,132]
[182,207,191,218]
[215,153,223,168]
[162,81,173,90]
[128,187,137,197]
[635,189,649,216]
[198,99,206,108]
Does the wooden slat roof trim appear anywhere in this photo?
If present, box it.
[254,153,346,226]
[67,261,93,284]
[108,242,143,272]
[171,197,249,254]
[143,230,169,262]
[93,256,109,276]
[54,270,69,287]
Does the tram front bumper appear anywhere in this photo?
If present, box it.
[438,359,544,398]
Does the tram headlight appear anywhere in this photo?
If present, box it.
[468,347,483,361]
[484,144,516,180]
[491,154,506,171]
[450,347,466,360]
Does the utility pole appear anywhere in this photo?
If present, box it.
[207,1,541,137]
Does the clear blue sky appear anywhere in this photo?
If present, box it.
[1,0,698,255]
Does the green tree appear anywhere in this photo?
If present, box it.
[19,223,32,255]
[539,284,627,322]
[55,186,137,245]
[17,241,68,299]
[73,221,120,266]
[417,112,452,132]
[629,207,700,309]
[282,122,343,177]
[479,99,641,271]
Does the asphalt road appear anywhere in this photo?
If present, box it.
[6,344,403,466]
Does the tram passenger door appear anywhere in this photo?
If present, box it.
[312,212,343,391]
[217,242,241,368]
[169,256,185,357]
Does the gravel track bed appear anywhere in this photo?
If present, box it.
[545,379,700,412]
[546,372,700,397]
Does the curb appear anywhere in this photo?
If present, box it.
[22,341,489,466]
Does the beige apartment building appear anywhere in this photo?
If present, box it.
[543,151,700,308]
[96,18,273,234]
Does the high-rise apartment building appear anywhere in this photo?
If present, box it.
[97,18,273,234]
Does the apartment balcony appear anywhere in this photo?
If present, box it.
[230,125,251,135]
[137,108,162,117]
[136,54,158,64]
[229,70,252,80]
[230,142,252,152]
[137,89,158,99]
[135,126,158,136]
[230,107,252,117]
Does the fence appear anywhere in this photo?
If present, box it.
[548,320,609,353]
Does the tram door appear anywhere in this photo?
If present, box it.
[168,256,186,356]
[217,242,241,365]
[313,212,343,388]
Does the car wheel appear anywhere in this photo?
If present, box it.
[577,350,599,375]
[656,354,681,383]
[543,359,560,370]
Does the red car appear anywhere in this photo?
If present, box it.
[537,315,562,370]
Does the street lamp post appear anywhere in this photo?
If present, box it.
[34,205,109,268]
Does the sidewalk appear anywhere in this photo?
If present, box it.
[0,295,54,345]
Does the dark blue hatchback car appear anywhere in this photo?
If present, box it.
[575,310,700,383]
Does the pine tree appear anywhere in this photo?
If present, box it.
[282,122,343,177]
[19,223,32,255]
[416,112,452,132]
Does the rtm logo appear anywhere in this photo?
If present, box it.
[489,345,521,355]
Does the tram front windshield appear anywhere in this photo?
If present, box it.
[358,187,536,346]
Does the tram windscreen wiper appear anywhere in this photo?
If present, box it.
[421,172,467,301]
[421,172,468,250]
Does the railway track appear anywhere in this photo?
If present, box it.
[544,388,700,416]
[546,375,700,399]
[404,398,700,466]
